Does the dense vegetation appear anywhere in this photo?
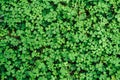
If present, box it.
[0,0,120,80]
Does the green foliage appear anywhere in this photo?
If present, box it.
[0,0,120,80]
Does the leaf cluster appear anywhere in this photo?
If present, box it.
[0,0,120,80]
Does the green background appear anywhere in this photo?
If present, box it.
[0,0,120,80]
